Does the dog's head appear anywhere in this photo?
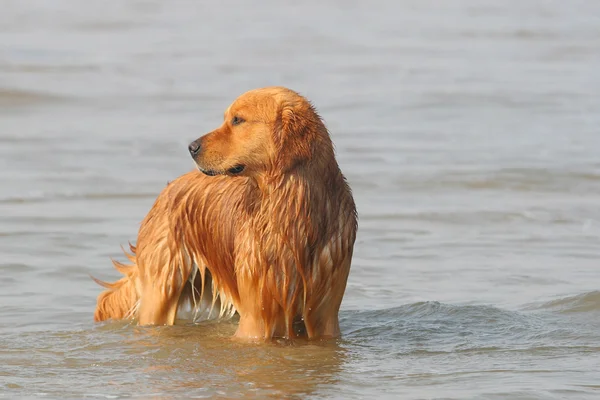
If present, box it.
[189,87,329,177]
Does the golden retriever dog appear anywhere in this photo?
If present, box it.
[93,87,358,340]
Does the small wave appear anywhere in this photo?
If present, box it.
[341,302,536,340]
[0,191,157,204]
[361,209,534,224]
[526,291,600,314]
[391,167,600,193]
[0,88,69,106]
[340,298,600,354]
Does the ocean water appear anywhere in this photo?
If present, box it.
[1,1,600,398]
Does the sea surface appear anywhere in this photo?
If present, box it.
[1,1,600,399]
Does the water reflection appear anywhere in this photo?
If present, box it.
[123,321,347,398]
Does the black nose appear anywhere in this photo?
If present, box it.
[188,141,200,157]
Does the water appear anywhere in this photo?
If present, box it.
[1,0,600,398]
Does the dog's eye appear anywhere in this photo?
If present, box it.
[231,116,245,126]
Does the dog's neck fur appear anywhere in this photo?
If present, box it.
[250,137,348,219]
[236,144,355,338]
[244,138,355,276]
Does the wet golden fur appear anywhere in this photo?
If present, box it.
[94,87,358,340]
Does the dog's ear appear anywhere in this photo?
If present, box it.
[275,99,319,169]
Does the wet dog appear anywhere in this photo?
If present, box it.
[94,87,357,340]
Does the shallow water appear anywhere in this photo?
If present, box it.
[1,1,600,399]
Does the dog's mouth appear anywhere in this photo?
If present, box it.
[198,165,245,176]
[199,168,218,176]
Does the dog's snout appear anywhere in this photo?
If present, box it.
[188,141,201,157]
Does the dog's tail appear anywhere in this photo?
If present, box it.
[93,243,140,322]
